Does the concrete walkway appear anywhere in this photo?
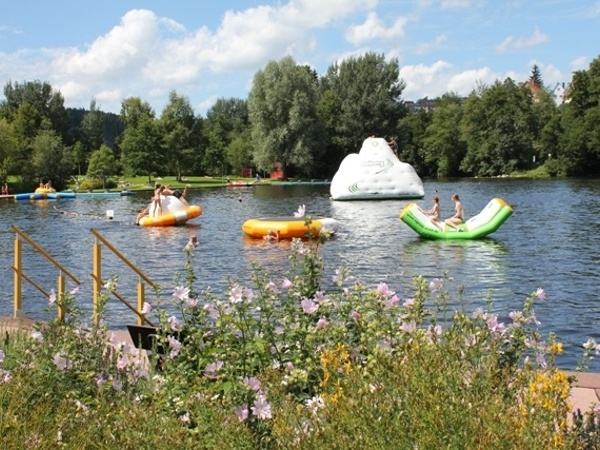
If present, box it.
[2,315,600,415]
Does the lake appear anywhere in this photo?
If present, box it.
[1,178,599,369]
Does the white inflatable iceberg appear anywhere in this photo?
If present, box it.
[330,137,424,200]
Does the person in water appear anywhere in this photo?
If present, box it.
[263,229,279,242]
[445,194,465,231]
[423,195,441,222]
[135,205,150,225]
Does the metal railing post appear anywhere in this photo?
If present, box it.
[57,272,65,321]
[92,240,102,325]
[13,236,22,317]
[137,282,145,326]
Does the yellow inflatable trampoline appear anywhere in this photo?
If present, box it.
[138,196,202,227]
[242,217,340,240]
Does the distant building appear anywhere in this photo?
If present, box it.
[551,82,570,104]
[523,79,571,105]
[405,97,437,112]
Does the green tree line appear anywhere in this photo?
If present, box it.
[1,53,599,191]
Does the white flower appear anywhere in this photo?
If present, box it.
[293,204,306,218]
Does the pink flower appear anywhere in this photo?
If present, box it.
[429,278,443,292]
[251,394,272,419]
[350,310,361,320]
[293,204,306,218]
[235,404,249,421]
[48,289,56,305]
[487,316,506,334]
[403,298,415,307]
[301,299,319,314]
[167,335,182,358]
[53,352,72,371]
[185,297,199,308]
[70,287,79,295]
[377,282,394,297]
[0,369,12,384]
[401,321,417,333]
[141,302,152,315]
[31,330,44,342]
[168,316,182,332]
[385,295,400,308]
[281,278,293,290]
[205,361,224,378]
[243,376,262,391]
[229,285,243,303]
[535,288,546,301]
[173,286,190,301]
[316,317,328,329]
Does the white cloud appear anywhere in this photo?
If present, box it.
[495,26,548,53]
[570,56,589,72]
[415,34,448,55]
[345,12,412,45]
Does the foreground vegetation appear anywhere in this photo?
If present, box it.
[2,212,600,449]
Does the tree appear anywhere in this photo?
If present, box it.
[159,91,197,180]
[87,145,119,179]
[248,56,325,178]
[118,97,163,182]
[460,79,537,176]
[422,94,467,177]
[80,100,105,154]
[528,64,544,89]
[119,116,163,182]
[320,52,406,154]
[398,109,432,176]
[0,118,16,182]
[29,129,73,190]
[0,80,69,141]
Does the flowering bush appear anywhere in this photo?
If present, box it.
[1,206,599,448]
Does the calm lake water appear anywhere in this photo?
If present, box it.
[1,178,599,369]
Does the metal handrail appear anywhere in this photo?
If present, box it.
[90,229,157,288]
[12,226,81,320]
[12,226,81,283]
[90,228,157,326]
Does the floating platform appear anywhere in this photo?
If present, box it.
[12,190,136,200]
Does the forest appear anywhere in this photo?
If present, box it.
[1,51,599,192]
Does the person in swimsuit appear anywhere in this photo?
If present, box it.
[423,195,441,222]
[445,194,464,231]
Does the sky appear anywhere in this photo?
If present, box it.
[1,0,599,116]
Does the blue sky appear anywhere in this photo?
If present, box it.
[1,0,598,116]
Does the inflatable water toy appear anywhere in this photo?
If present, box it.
[399,197,513,240]
[330,137,424,200]
[14,188,76,201]
[138,195,202,227]
[242,217,340,240]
